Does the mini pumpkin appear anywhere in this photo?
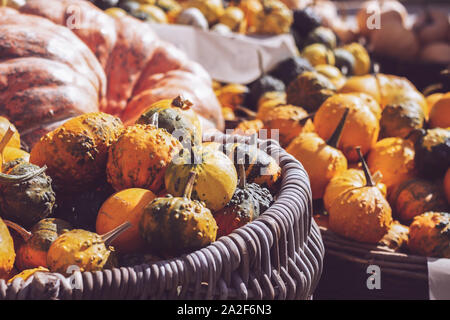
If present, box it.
[412,128,450,179]
[5,218,72,270]
[314,64,346,90]
[30,112,124,192]
[96,188,156,254]
[136,96,202,147]
[428,92,450,129]
[106,123,183,193]
[379,97,425,139]
[253,0,292,35]
[390,178,449,223]
[302,43,335,67]
[286,71,336,113]
[263,104,310,147]
[303,26,337,49]
[313,93,380,161]
[0,217,15,279]
[175,7,209,30]
[214,163,273,237]
[408,212,450,258]
[165,145,238,211]
[256,91,286,122]
[367,137,416,192]
[46,222,131,275]
[328,147,393,244]
[233,119,264,136]
[342,43,371,76]
[268,56,313,87]
[216,84,249,111]
[219,6,245,32]
[186,0,224,25]
[323,168,387,213]
[140,171,218,257]
[0,161,55,228]
[136,4,168,23]
[225,142,281,192]
[286,108,349,199]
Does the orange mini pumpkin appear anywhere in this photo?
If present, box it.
[96,188,156,254]
[408,212,450,258]
[263,104,311,147]
[367,137,416,193]
[106,123,183,193]
[9,218,72,270]
[0,217,15,279]
[323,168,387,213]
[314,93,380,161]
[30,112,124,192]
[286,109,349,199]
[428,92,450,129]
[328,147,393,243]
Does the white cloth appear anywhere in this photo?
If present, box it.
[427,257,450,300]
[151,24,299,84]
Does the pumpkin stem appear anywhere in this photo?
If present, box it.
[326,108,349,148]
[298,112,316,125]
[0,126,15,171]
[356,146,375,187]
[101,221,132,246]
[237,162,247,189]
[183,171,197,199]
[0,165,47,185]
[3,219,32,241]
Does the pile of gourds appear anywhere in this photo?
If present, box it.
[213,28,450,259]
[91,0,294,35]
[0,96,282,282]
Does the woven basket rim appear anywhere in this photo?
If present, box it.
[1,132,324,300]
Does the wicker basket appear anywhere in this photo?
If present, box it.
[315,225,429,300]
[0,132,324,300]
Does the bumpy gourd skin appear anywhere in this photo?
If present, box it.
[0,218,15,279]
[414,128,450,179]
[136,98,202,146]
[17,218,71,270]
[287,132,348,200]
[0,162,56,228]
[140,195,218,256]
[323,168,387,212]
[409,212,450,258]
[313,93,380,161]
[390,178,448,223]
[214,183,273,237]
[225,143,281,192]
[165,146,237,211]
[47,229,113,275]
[329,186,393,244]
[253,0,292,35]
[107,124,183,193]
[379,99,425,139]
[30,112,124,192]
[263,104,309,147]
[367,137,415,192]
[286,71,336,113]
